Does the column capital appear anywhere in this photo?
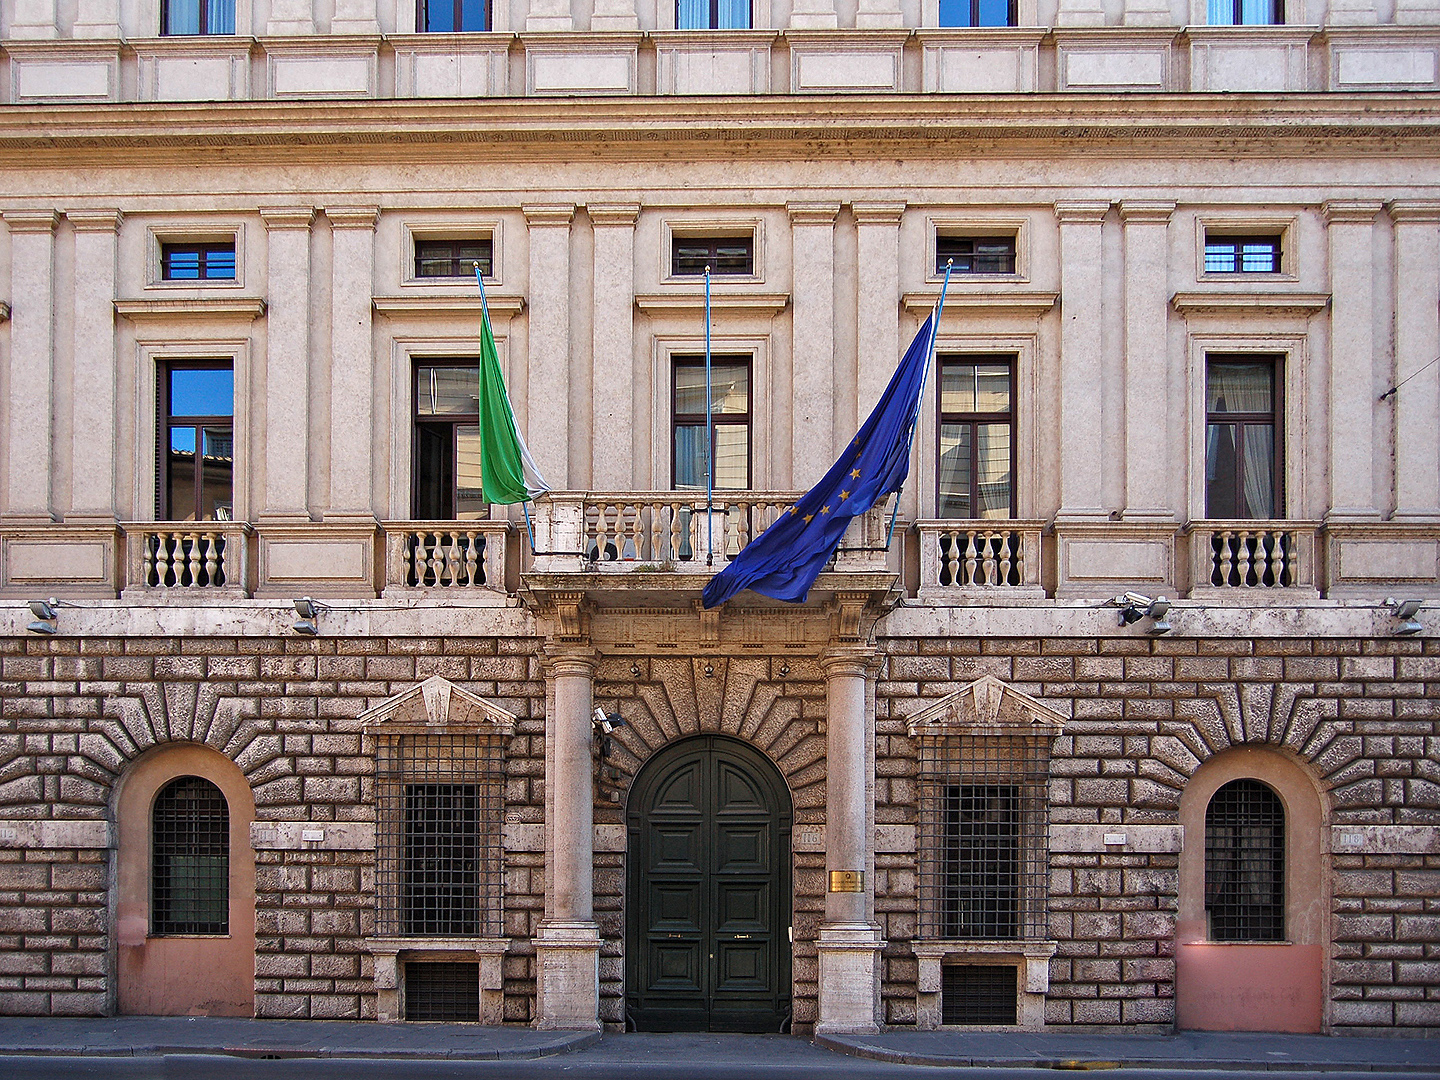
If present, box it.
[1323,199,1384,226]
[2,209,61,234]
[851,201,906,225]
[65,208,123,233]
[788,201,842,226]
[543,643,598,677]
[587,203,640,227]
[1054,200,1110,225]
[524,203,576,227]
[820,643,878,677]
[1118,200,1175,225]
[1388,200,1440,225]
[325,205,379,230]
[260,206,316,231]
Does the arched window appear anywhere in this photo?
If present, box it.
[152,776,230,935]
[1204,778,1284,942]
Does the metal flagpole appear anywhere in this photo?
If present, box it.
[885,258,953,549]
[705,266,714,567]
[477,262,538,553]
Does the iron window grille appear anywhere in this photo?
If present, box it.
[671,235,754,276]
[161,241,236,280]
[152,775,230,935]
[1205,778,1285,942]
[415,238,493,278]
[936,236,1017,275]
[405,961,481,1021]
[377,734,505,938]
[941,964,1018,1025]
[919,735,1049,941]
[1204,236,1282,274]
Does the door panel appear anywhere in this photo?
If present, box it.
[627,735,792,1032]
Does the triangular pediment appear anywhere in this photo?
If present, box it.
[905,674,1067,736]
[360,675,517,735]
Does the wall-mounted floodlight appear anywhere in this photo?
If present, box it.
[1115,592,1171,635]
[1386,597,1423,636]
[292,597,322,636]
[27,598,58,635]
[592,706,627,761]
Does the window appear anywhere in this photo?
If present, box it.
[938,0,1016,26]
[1205,356,1281,519]
[1208,0,1282,22]
[676,0,751,29]
[405,961,480,1020]
[672,357,751,491]
[941,783,1020,938]
[1205,779,1285,942]
[376,734,505,939]
[151,776,229,936]
[413,360,485,520]
[938,356,1014,519]
[415,237,492,279]
[942,965,1018,1025]
[936,236,1016,276]
[1204,235,1282,274]
[419,0,489,31]
[161,241,236,281]
[161,0,235,34]
[160,361,233,522]
[672,235,754,277]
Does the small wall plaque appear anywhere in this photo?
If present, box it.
[829,870,864,893]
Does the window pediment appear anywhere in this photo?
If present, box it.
[905,674,1066,736]
[360,675,517,735]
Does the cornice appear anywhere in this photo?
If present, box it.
[635,292,790,315]
[2,209,61,234]
[66,208,123,232]
[587,202,641,227]
[114,297,267,321]
[852,201,907,225]
[1389,200,1440,224]
[1054,200,1111,224]
[1118,199,1176,224]
[1170,291,1330,317]
[259,206,316,230]
[1323,198,1385,225]
[788,201,842,225]
[325,205,379,229]
[523,203,576,227]
[372,294,524,318]
[902,290,1059,318]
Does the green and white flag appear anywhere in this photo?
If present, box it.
[476,270,549,505]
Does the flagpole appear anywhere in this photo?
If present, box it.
[476,262,539,553]
[704,265,714,567]
[885,258,953,550]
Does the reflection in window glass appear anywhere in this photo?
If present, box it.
[939,359,1014,520]
[162,0,236,34]
[938,0,1015,27]
[162,363,233,522]
[414,362,486,520]
[1207,0,1282,23]
[420,0,489,31]
[673,358,750,491]
[676,0,751,29]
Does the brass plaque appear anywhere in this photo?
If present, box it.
[828,870,864,893]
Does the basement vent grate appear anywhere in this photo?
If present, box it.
[405,961,480,1022]
[941,964,1017,1026]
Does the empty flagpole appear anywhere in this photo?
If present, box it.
[705,265,714,567]
[885,258,954,549]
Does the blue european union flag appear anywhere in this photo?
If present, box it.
[702,314,936,608]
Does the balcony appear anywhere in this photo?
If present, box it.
[1184,521,1321,600]
[915,520,1046,602]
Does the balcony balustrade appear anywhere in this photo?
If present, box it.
[1185,521,1320,598]
[120,522,253,598]
[383,522,511,593]
[915,520,1046,601]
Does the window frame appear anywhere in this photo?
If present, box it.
[662,220,763,285]
[1202,234,1283,275]
[1203,353,1284,521]
[936,354,1017,520]
[150,775,231,937]
[161,0,237,35]
[161,240,238,283]
[927,218,1028,284]
[670,234,755,278]
[148,226,244,290]
[674,0,753,28]
[1205,0,1284,24]
[1195,216,1297,281]
[1204,778,1286,942]
[413,237,494,280]
[403,222,503,288]
[417,0,491,31]
[157,357,235,523]
[411,356,488,521]
[937,0,1018,27]
[671,354,753,492]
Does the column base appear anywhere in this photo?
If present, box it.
[532,921,602,1032]
[815,923,886,1035]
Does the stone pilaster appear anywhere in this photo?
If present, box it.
[591,0,639,31]
[1323,200,1384,522]
[589,204,639,490]
[527,0,574,31]
[816,645,884,1035]
[524,205,575,490]
[74,0,121,37]
[1054,201,1111,522]
[789,202,840,487]
[1388,201,1440,520]
[331,0,380,33]
[855,0,903,28]
[852,203,904,434]
[2,209,60,523]
[789,0,839,29]
[267,0,316,34]
[1119,201,1175,521]
[8,0,59,37]
[325,207,379,521]
[535,645,601,1031]
[260,207,316,522]
[67,209,123,522]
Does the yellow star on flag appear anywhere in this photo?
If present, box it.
[839,490,850,501]
[820,505,831,514]
[850,468,861,479]
[803,514,814,523]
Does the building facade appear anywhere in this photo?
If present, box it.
[1,0,1439,1038]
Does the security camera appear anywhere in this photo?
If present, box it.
[592,707,625,735]
[1115,592,1171,633]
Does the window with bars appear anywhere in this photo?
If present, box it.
[376,734,505,938]
[161,241,236,281]
[152,776,230,936]
[1205,778,1285,942]
[919,735,1049,941]
[405,961,481,1021]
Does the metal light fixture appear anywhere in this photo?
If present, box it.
[1386,597,1424,636]
[292,597,321,636]
[27,598,58,635]
[592,706,626,761]
[1115,592,1171,635]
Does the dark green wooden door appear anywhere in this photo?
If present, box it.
[626,735,792,1032]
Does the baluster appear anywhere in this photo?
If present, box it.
[996,532,1014,587]
[405,532,420,587]
[425,532,445,587]
[960,530,978,586]
[1267,530,1285,587]
[668,503,683,561]
[204,533,220,586]
[461,530,478,586]
[1013,532,1027,586]
[937,530,954,586]
[1216,531,1235,586]
[144,534,158,587]
[437,531,454,585]
[1244,531,1262,587]
[155,533,174,588]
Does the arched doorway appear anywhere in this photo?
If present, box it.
[626,735,792,1032]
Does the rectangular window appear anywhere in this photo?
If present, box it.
[405,962,481,1021]
[1205,356,1281,519]
[671,235,754,277]
[414,360,485,520]
[942,784,1020,939]
[938,356,1014,519]
[419,0,489,31]
[1204,235,1281,274]
[161,242,236,281]
[676,0,751,29]
[936,236,1016,276]
[938,0,1016,26]
[942,965,1018,1025]
[161,0,235,34]
[1207,0,1282,22]
[672,357,751,491]
[415,237,493,279]
[160,360,234,522]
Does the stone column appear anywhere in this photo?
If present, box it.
[788,0,838,28]
[260,207,316,521]
[325,206,379,521]
[1323,200,1384,522]
[589,204,639,490]
[67,209,123,522]
[525,205,575,490]
[2,210,60,522]
[527,0,574,31]
[789,202,840,488]
[1119,201,1175,521]
[1389,201,1440,519]
[853,203,904,432]
[816,644,884,1035]
[535,645,601,1031]
[1054,201,1111,522]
